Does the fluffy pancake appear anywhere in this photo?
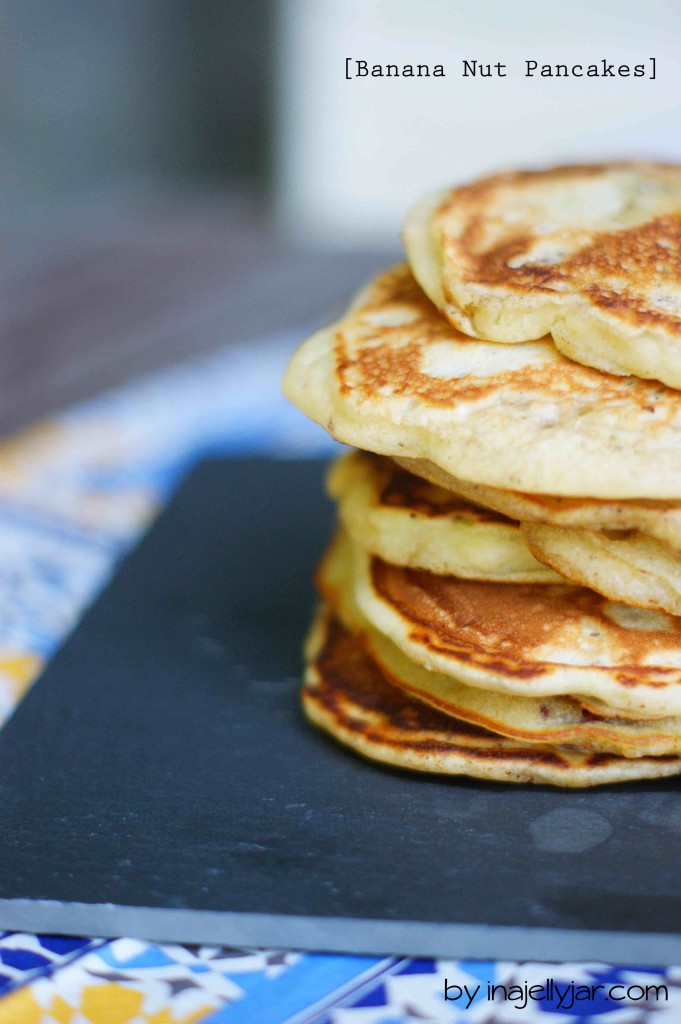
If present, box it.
[283,265,681,498]
[522,523,681,615]
[337,450,681,611]
[395,455,681,549]
[328,450,559,582]
[304,606,681,786]
[403,164,681,388]
[318,532,681,757]
[343,530,681,717]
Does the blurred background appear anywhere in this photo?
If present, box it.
[4,0,681,434]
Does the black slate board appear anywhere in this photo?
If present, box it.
[1,457,681,964]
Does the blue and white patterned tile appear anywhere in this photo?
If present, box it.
[320,959,497,1024]
[9,938,247,1021]
[0,512,115,661]
[0,932,98,994]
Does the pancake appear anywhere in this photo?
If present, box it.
[317,532,681,757]
[339,451,681,611]
[303,607,681,786]
[283,265,681,498]
[522,523,681,615]
[403,164,681,388]
[395,456,681,550]
[343,530,681,717]
[328,450,559,582]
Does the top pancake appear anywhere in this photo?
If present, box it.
[403,164,681,388]
[283,264,681,498]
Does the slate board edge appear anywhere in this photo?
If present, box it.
[0,899,676,966]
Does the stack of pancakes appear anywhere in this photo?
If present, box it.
[283,163,681,787]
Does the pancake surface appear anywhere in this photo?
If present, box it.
[283,265,681,498]
[344,531,681,716]
[317,532,681,757]
[304,606,681,786]
[336,450,681,611]
[328,451,559,582]
[395,455,681,548]
[522,523,681,615]
[403,164,681,387]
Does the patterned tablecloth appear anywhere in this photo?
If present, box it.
[0,334,677,1023]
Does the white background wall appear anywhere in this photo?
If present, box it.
[276,0,681,246]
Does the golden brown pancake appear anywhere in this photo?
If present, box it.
[303,607,681,787]
[316,533,681,757]
[403,163,681,387]
[328,450,559,582]
[396,454,681,611]
[342,530,681,717]
[335,451,681,612]
[395,455,681,550]
[283,265,681,498]
[521,522,681,616]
